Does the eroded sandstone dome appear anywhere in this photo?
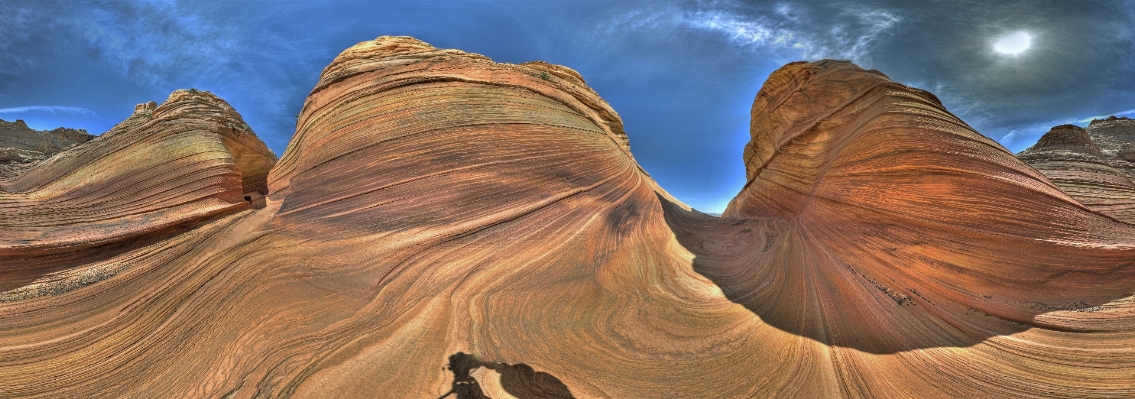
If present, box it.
[1019,122,1135,223]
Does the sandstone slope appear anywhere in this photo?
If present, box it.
[1,38,1135,398]
[0,90,276,299]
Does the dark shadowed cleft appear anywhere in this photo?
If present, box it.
[439,352,575,399]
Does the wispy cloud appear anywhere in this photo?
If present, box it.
[683,10,797,47]
[598,1,902,64]
[0,106,96,117]
[1079,109,1135,123]
[71,2,240,86]
[0,1,243,86]
[822,6,901,62]
[902,80,998,127]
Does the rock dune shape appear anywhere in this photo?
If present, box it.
[0,89,276,299]
[2,37,1135,398]
[1018,124,1135,223]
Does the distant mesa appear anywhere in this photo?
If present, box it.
[1092,115,1133,123]
[1087,114,1135,154]
[0,118,93,167]
[3,36,1135,398]
[1020,124,1102,156]
[1018,120,1135,223]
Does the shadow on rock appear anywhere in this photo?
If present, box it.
[655,193,1040,354]
[438,352,575,399]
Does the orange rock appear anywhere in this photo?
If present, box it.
[0,89,276,294]
[2,39,1135,398]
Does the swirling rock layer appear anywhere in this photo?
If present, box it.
[0,90,276,298]
[2,38,1135,398]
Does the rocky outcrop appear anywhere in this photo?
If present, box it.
[2,39,1135,398]
[710,60,1135,396]
[1018,121,1135,223]
[1018,124,1135,223]
[0,89,276,297]
[1024,124,1103,155]
[1087,115,1135,154]
[1088,116,1135,181]
[0,119,93,167]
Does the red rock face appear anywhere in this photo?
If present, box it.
[2,38,1135,398]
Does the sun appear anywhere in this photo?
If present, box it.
[993,31,1031,55]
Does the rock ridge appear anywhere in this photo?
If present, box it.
[0,119,94,166]
[0,88,277,293]
[1019,120,1135,223]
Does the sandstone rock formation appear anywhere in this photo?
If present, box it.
[1087,116,1135,154]
[0,89,276,299]
[0,119,94,178]
[1018,121,1135,223]
[2,37,1135,398]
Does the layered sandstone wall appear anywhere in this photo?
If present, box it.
[0,89,276,298]
[1018,118,1135,224]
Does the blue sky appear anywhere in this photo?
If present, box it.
[2,0,1134,213]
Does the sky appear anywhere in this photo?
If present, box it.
[2,1,1134,213]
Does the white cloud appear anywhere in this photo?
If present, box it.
[774,3,796,20]
[599,1,902,64]
[1079,108,1135,123]
[824,6,901,62]
[601,7,678,34]
[681,9,806,50]
[0,106,96,117]
[71,3,240,86]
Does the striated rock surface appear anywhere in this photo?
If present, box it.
[1088,117,1135,183]
[711,61,1135,396]
[1018,121,1135,223]
[1087,116,1135,155]
[2,38,1135,398]
[0,89,276,298]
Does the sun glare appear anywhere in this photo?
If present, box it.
[993,31,1031,55]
